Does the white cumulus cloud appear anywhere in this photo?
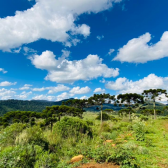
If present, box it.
[16,91,32,99]
[106,74,168,94]
[32,87,46,92]
[30,51,119,83]
[80,96,88,100]
[47,85,70,94]
[56,92,74,101]
[31,84,70,93]
[0,0,122,51]
[0,88,16,100]
[32,94,56,101]
[70,86,91,94]
[113,31,168,63]
[94,88,105,93]
[0,81,17,87]
[19,84,32,90]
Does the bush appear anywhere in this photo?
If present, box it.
[100,122,111,132]
[53,117,93,139]
[0,145,43,168]
[96,112,111,121]
[0,123,26,148]
[132,121,145,141]
[16,125,49,150]
[140,115,148,121]
[107,146,140,168]
[34,152,58,168]
[100,131,118,140]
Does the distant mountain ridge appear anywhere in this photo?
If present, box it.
[0,99,72,116]
[0,99,166,116]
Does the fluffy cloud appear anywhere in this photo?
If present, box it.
[113,31,168,63]
[56,92,74,101]
[70,86,91,94]
[0,88,32,100]
[32,95,56,101]
[106,74,168,94]
[0,0,122,51]
[0,88,16,100]
[0,68,7,74]
[80,96,88,100]
[31,84,70,93]
[0,81,17,87]
[30,50,119,83]
[32,87,46,92]
[19,84,32,90]
[94,88,105,93]
[47,85,70,94]
[16,91,32,99]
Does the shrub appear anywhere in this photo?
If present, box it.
[53,117,93,139]
[140,115,148,121]
[0,145,43,168]
[100,122,111,132]
[132,121,145,141]
[100,131,118,140]
[0,123,26,148]
[34,152,58,168]
[107,146,140,168]
[96,112,111,121]
[16,125,48,150]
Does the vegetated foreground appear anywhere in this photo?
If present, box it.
[0,91,168,168]
[1,110,168,168]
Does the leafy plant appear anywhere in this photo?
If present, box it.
[53,117,93,139]
[0,145,43,168]
[96,112,112,121]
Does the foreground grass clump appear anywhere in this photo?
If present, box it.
[0,112,168,168]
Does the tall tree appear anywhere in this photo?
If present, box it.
[117,93,144,120]
[64,99,87,111]
[142,89,167,119]
[88,93,115,124]
[118,108,135,118]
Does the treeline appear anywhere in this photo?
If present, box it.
[0,99,67,116]
[0,105,83,129]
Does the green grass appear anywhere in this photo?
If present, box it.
[1,112,168,168]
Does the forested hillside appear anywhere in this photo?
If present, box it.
[0,99,68,116]
[0,98,166,116]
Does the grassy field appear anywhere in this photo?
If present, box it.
[0,111,168,168]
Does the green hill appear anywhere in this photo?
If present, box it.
[0,99,70,116]
[0,99,166,116]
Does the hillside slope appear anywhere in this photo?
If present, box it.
[0,99,166,116]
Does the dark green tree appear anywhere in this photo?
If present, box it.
[88,93,115,124]
[142,89,167,119]
[64,99,87,111]
[117,93,144,120]
[141,109,163,116]
[118,108,135,118]
[163,106,168,116]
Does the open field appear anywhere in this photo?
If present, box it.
[1,111,168,168]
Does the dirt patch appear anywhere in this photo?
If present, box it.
[77,162,120,168]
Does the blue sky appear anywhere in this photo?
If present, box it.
[0,0,168,102]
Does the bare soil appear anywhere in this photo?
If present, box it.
[77,162,120,168]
